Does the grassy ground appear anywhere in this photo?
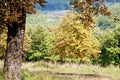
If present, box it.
[0,60,3,80]
[0,60,120,80]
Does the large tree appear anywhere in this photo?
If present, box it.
[0,0,46,80]
[0,0,109,80]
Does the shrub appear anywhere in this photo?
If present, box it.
[97,24,120,66]
[24,26,54,61]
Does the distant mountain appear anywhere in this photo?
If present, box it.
[36,0,70,11]
[106,0,120,3]
[36,0,120,11]
[106,0,120,6]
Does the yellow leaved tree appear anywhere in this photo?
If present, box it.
[50,11,100,62]
[0,30,7,58]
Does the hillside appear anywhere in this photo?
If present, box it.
[35,0,120,11]
[36,0,70,11]
[28,3,120,28]
[106,0,120,2]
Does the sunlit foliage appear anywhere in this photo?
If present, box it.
[70,0,111,27]
[50,11,100,61]
[0,29,7,58]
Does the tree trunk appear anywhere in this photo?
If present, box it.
[4,20,25,80]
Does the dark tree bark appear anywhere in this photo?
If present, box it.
[3,18,25,80]
[0,1,46,80]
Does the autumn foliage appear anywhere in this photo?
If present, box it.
[50,11,100,60]
[0,0,46,28]
[70,0,111,27]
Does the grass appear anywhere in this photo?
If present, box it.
[30,61,120,76]
[21,70,68,80]
[0,60,120,80]
[0,69,2,80]
[21,61,120,80]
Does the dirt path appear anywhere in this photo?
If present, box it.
[30,70,113,80]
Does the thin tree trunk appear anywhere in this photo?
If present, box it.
[4,19,25,80]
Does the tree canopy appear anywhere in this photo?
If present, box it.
[50,11,100,61]
[70,0,111,27]
[0,0,46,28]
[0,0,111,28]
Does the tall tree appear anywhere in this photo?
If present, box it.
[0,0,46,80]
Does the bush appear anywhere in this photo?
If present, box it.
[24,26,54,61]
[97,24,120,66]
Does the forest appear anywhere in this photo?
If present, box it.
[0,0,120,80]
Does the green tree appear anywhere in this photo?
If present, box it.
[24,26,53,61]
[98,24,120,66]
[93,4,120,66]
